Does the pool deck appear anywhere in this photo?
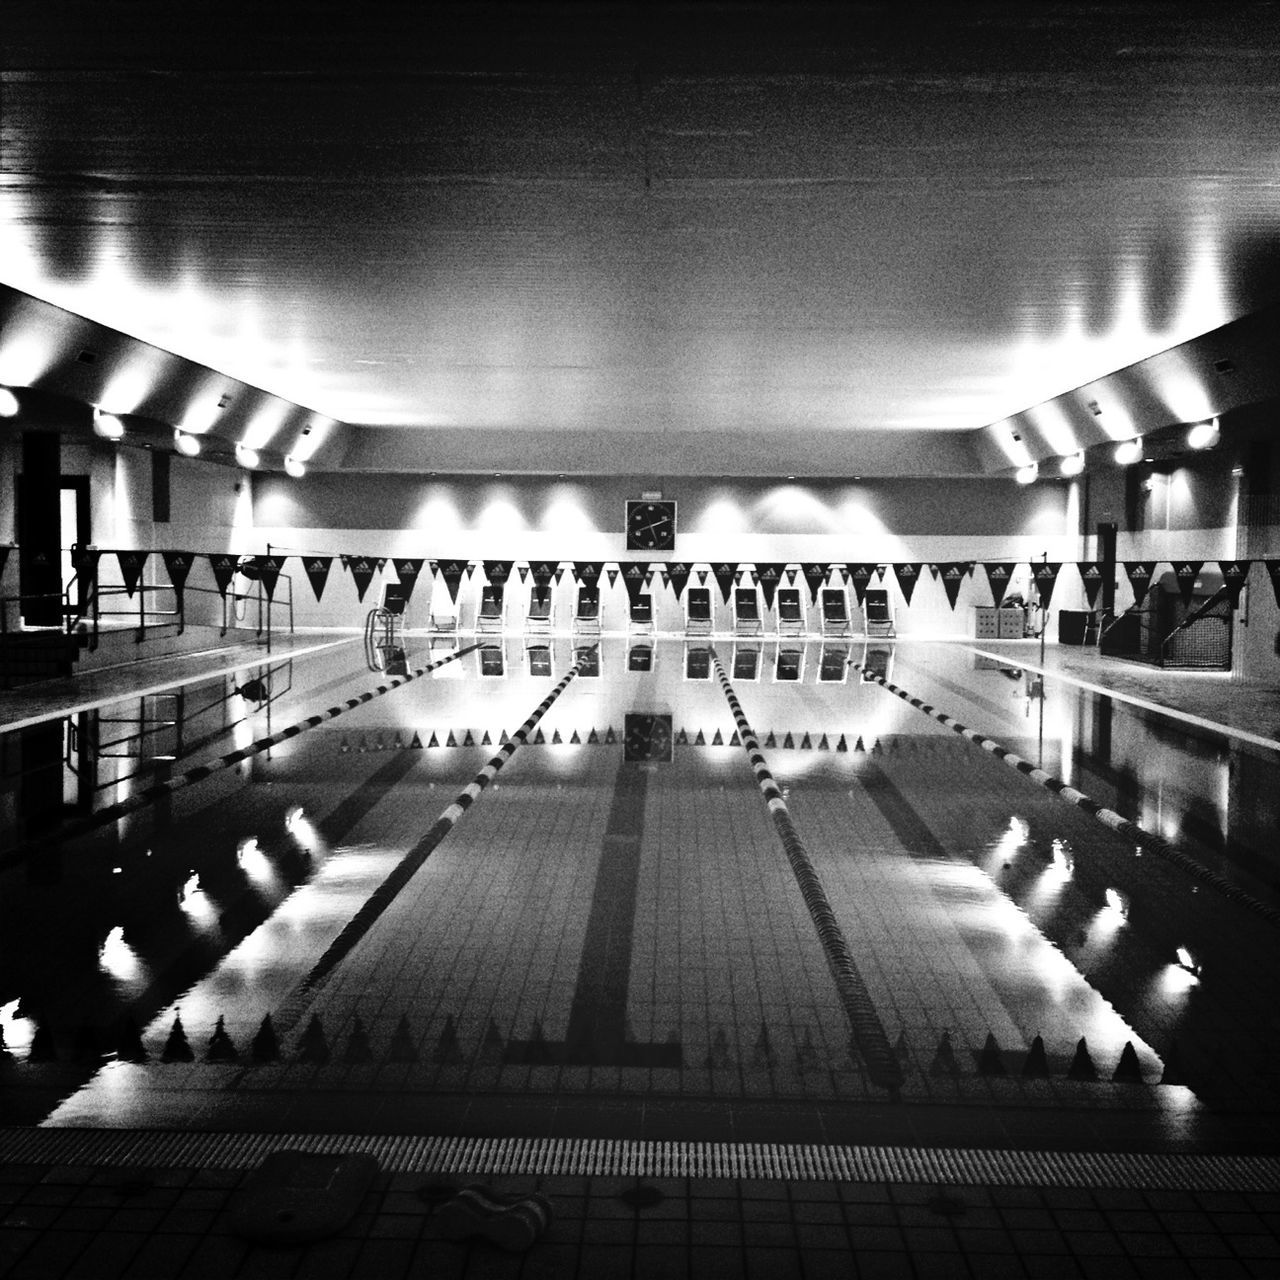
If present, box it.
[2,635,1279,1277]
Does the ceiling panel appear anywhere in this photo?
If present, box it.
[2,2,1280,473]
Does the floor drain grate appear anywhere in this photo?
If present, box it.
[3,1130,1277,1193]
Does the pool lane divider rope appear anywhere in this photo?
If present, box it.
[3,644,482,866]
[851,662,1280,932]
[708,647,905,1099]
[287,645,599,1010]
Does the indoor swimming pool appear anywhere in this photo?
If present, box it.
[2,637,1278,1154]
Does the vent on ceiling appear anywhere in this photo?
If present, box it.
[76,349,98,364]
[1213,358,1236,375]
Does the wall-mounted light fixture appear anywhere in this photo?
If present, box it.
[174,430,201,457]
[1014,462,1039,485]
[283,455,306,478]
[1059,452,1085,477]
[1186,419,1220,450]
[235,443,261,468]
[1114,437,1143,466]
[94,410,126,440]
[0,387,19,417]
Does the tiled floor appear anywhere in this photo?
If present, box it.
[3,632,1279,1276]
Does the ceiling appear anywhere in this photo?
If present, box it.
[2,1,1280,475]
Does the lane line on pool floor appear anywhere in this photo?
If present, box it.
[2,643,481,867]
[850,659,1280,932]
[278,645,600,1026]
[707,646,904,1099]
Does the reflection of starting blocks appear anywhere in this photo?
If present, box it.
[228,1150,379,1244]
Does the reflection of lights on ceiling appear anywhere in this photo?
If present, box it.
[243,405,288,450]
[1186,419,1220,450]
[0,387,18,417]
[1114,436,1143,465]
[1175,945,1200,976]
[94,410,126,439]
[100,362,158,416]
[1030,402,1078,457]
[1104,887,1129,919]
[283,456,306,478]
[235,443,260,468]
[181,399,222,434]
[179,872,216,925]
[285,807,319,852]
[1015,463,1038,485]
[175,430,201,457]
[0,999,35,1055]
[1159,963,1198,998]
[289,422,329,463]
[1059,452,1084,477]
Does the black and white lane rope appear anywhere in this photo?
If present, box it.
[287,645,599,1011]
[850,662,1280,932]
[3,643,481,866]
[708,647,905,1098]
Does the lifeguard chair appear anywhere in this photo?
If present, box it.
[526,585,554,635]
[476,584,505,635]
[573,584,601,635]
[821,587,851,637]
[734,586,763,635]
[863,587,895,639]
[775,587,805,637]
[365,583,409,672]
[685,586,713,636]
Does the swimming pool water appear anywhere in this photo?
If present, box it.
[2,638,1277,1150]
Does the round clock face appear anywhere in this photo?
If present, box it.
[627,500,676,551]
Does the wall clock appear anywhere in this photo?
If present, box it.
[624,713,673,763]
[626,499,677,552]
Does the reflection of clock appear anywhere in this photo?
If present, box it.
[624,713,673,763]
[626,500,677,552]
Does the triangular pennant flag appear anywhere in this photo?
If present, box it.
[622,561,648,607]
[375,557,387,574]
[161,551,195,596]
[437,559,467,604]
[893,562,921,606]
[572,561,601,587]
[605,567,618,588]
[1031,562,1062,609]
[711,563,737,604]
[465,562,477,579]
[209,553,237,597]
[984,562,1015,608]
[1077,562,1105,609]
[1218,560,1251,607]
[529,560,557,584]
[517,564,529,584]
[553,566,566,585]
[755,563,786,609]
[252,554,284,601]
[116,549,149,597]
[801,563,828,605]
[1264,560,1280,608]
[696,569,708,585]
[1172,561,1203,605]
[927,563,940,581]
[846,563,876,605]
[393,558,425,602]
[484,559,514,585]
[71,545,101,592]
[348,555,377,602]
[938,562,967,610]
[302,555,333,602]
[665,562,691,599]
[1124,561,1158,609]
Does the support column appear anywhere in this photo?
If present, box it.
[18,432,61,626]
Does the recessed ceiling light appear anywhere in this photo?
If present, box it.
[284,456,306,478]
[174,430,201,456]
